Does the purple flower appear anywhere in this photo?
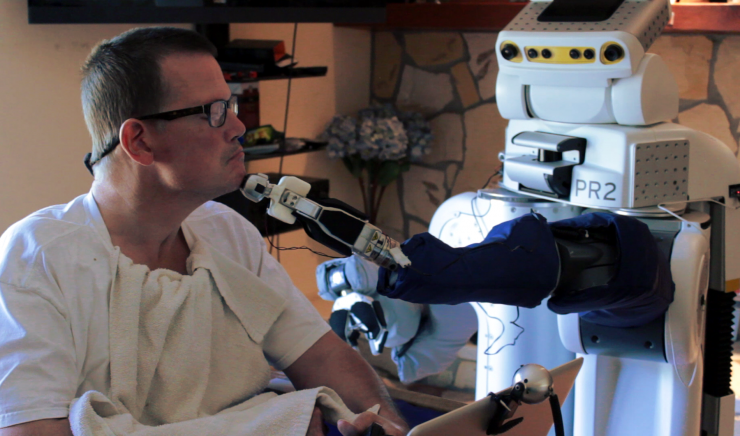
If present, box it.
[321,105,433,163]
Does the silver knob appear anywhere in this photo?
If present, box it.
[512,364,554,404]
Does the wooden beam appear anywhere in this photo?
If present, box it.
[337,2,740,34]
[381,2,526,32]
[667,4,740,34]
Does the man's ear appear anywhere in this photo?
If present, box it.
[119,118,154,166]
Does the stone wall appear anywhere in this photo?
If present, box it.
[370,32,740,241]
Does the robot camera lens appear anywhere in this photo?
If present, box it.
[541,49,552,59]
[569,49,581,59]
[501,44,518,60]
[583,49,595,59]
[604,44,624,62]
[527,48,538,59]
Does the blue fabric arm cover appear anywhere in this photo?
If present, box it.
[377,212,675,328]
[377,214,560,308]
[547,212,675,327]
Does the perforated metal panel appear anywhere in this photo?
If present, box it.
[504,0,670,51]
[633,140,689,208]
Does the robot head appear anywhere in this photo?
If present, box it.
[496,0,678,126]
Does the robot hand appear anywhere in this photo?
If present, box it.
[315,255,425,357]
[240,174,410,270]
[330,292,389,355]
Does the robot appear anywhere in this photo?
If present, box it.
[431,0,740,434]
[241,0,740,434]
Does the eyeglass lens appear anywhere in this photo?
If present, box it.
[209,96,239,128]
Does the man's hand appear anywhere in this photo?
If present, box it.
[306,406,329,436]
[337,411,408,436]
[285,332,409,435]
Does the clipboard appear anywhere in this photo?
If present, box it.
[407,358,584,436]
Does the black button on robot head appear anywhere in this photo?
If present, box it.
[569,49,581,59]
[541,49,552,59]
[501,44,518,60]
[604,44,624,62]
[527,48,539,59]
[583,49,595,60]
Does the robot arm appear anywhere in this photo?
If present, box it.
[241,173,410,271]
[241,173,671,327]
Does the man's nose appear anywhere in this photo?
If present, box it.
[226,108,246,140]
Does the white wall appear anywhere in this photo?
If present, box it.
[0,2,371,317]
[0,2,191,231]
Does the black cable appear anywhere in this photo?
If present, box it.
[275,22,298,263]
[480,165,503,190]
[549,394,565,436]
[458,165,502,239]
[264,219,343,259]
[282,21,298,147]
[435,194,494,250]
[476,303,526,355]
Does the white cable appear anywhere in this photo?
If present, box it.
[657,197,740,226]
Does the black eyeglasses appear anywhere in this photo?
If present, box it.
[84,96,239,175]
[139,95,239,128]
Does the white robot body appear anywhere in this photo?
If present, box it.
[558,212,710,436]
[429,0,740,434]
[500,120,740,209]
[429,182,728,436]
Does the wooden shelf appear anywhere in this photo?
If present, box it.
[225,67,327,84]
[665,4,740,34]
[380,1,525,32]
[28,6,385,24]
[338,2,740,33]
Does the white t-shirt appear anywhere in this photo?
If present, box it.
[0,193,330,428]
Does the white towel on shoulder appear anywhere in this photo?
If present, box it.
[69,240,357,435]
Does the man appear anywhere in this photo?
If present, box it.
[0,27,407,436]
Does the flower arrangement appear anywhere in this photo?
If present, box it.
[321,105,433,224]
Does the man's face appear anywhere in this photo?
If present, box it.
[147,52,246,199]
